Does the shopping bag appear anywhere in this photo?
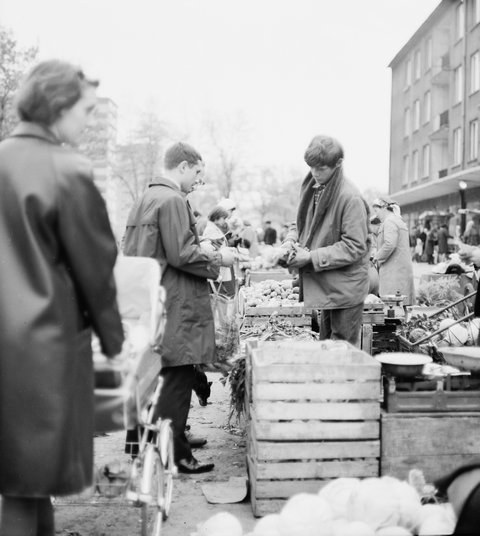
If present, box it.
[209,281,240,371]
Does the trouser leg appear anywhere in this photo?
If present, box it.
[319,304,364,347]
[153,365,195,462]
[0,496,54,536]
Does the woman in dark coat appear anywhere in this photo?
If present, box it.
[0,60,124,535]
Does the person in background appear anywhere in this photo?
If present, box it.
[0,60,124,536]
[437,223,450,263]
[463,215,480,246]
[425,224,438,265]
[263,220,277,245]
[241,220,260,257]
[279,223,289,243]
[282,134,370,347]
[193,209,208,235]
[123,142,235,474]
[372,198,415,307]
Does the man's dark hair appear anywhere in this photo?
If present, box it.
[164,142,202,170]
[15,60,99,127]
[304,135,344,168]
[208,206,229,222]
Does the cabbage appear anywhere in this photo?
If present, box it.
[418,503,456,535]
[418,515,455,535]
[318,478,361,519]
[279,493,333,536]
[197,512,243,536]
[381,476,422,532]
[376,527,412,535]
[253,513,281,535]
[341,521,375,535]
[347,477,401,530]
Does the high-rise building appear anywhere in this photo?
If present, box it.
[79,97,121,239]
[389,0,480,233]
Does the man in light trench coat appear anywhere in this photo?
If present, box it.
[123,142,235,474]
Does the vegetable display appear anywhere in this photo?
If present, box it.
[242,278,299,308]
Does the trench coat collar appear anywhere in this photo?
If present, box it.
[149,176,185,196]
[10,121,61,145]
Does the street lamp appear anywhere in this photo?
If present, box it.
[459,180,467,235]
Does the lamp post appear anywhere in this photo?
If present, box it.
[459,180,467,235]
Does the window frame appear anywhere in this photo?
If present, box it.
[453,127,463,166]
[469,119,479,161]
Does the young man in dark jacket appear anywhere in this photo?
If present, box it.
[282,135,370,347]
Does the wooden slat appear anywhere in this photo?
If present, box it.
[252,364,379,382]
[251,497,286,517]
[381,413,480,456]
[245,305,308,315]
[252,416,380,441]
[381,454,480,483]
[243,316,311,327]
[253,381,380,401]
[253,478,330,499]
[254,401,380,421]
[254,459,379,480]
[253,439,380,461]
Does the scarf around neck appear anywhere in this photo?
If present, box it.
[296,167,344,249]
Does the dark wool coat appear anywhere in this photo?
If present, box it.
[123,178,220,367]
[289,169,370,309]
[0,122,124,496]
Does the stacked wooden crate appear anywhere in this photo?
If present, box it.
[242,303,312,328]
[245,339,381,516]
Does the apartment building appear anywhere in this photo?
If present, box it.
[389,0,480,233]
[79,97,121,239]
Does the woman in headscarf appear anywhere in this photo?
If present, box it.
[372,198,415,306]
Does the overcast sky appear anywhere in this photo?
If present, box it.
[1,0,442,192]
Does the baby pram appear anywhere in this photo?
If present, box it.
[92,255,175,536]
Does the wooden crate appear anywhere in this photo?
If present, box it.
[246,270,292,285]
[246,340,381,516]
[242,304,312,328]
[381,411,480,482]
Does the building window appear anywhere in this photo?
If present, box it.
[456,1,465,40]
[471,52,480,94]
[403,155,410,185]
[453,127,462,165]
[422,144,430,177]
[405,58,412,88]
[414,50,421,80]
[423,91,431,123]
[413,99,420,131]
[473,0,480,24]
[425,38,432,71]
[454,65,464,103]
[412,150,419,181]
[404,107,411,136]
[470,120,479,160]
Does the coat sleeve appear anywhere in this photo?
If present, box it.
[158,195,221,279]
[309,196,369,271]
[375,219,399,265]
[57,166,124,357]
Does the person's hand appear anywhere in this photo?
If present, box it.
[287,246,311,268]
[219,247,236,267]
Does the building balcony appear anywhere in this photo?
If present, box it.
[431,53,450,85]
[430,110,449,140]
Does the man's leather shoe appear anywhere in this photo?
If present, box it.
[186,434,207,448]
[177,456,214,474]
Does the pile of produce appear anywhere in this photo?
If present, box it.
[242,279,299,308]
[416,277,462,307]
[399,312,480,353]
[193,474,457,535]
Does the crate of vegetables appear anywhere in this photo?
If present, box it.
[240,279,312,328]
[245,339,381,516]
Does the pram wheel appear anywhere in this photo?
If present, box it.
[140,444,163,536]
[158,419,176,520]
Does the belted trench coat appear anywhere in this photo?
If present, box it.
[0,122,124,496]
[123,178,220,367]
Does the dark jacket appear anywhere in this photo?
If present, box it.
[288,170,370,309]
[123,178,220,367]
[0,122,124,496]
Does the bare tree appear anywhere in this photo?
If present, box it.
[114,110,169,202]
[0,27,38,140]
[203,112,251,199]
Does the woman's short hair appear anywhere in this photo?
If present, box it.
[15,59,99,126]
[164,142,203,170]
[208,206,229,222]
[304,135,344,168]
